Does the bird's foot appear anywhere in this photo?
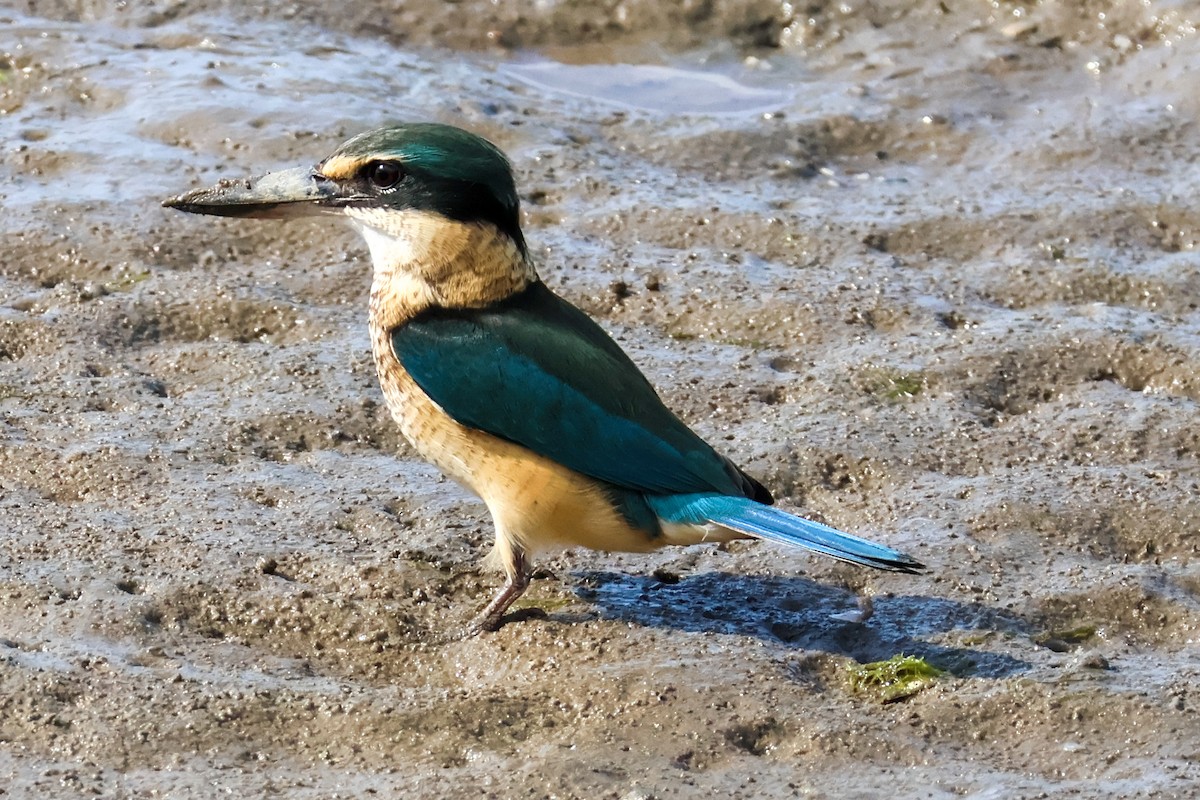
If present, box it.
[457,560,533,636]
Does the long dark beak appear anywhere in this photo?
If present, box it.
[162,166,353,219]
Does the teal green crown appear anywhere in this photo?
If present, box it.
[325,123,525,253]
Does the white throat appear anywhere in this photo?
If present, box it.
[348,209,446,320]
[356,223,417,277]
[346,207,434,276]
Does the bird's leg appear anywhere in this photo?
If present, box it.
[469,549,531,633]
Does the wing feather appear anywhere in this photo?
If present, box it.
[391,282,767,500]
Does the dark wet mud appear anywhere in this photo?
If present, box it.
[2,1,1199,797]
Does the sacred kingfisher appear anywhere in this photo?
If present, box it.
[165,123,923,632]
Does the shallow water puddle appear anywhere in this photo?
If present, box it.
[506,61,791,114]
[1,11,469,210]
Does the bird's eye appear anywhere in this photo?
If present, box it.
[366,161,403,189]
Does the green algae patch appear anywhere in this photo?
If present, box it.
[103,269,152,293]
[1034,625,1097,653]
[847,655,944,703]
[878,373,925,400]
[858,367,926,402]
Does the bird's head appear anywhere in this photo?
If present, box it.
[165,124,529,295]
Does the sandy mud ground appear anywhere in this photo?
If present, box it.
[2,1,1200,797]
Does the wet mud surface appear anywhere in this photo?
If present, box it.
[2,1,1200,797]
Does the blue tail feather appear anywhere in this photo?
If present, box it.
[648,493,924,573]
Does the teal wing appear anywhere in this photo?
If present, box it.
[391,282,769,501]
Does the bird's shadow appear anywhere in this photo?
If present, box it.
[565,570,1033,678]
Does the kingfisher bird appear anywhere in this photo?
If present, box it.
[164,123,923,632]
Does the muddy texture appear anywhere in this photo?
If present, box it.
[2,1,1200,798]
